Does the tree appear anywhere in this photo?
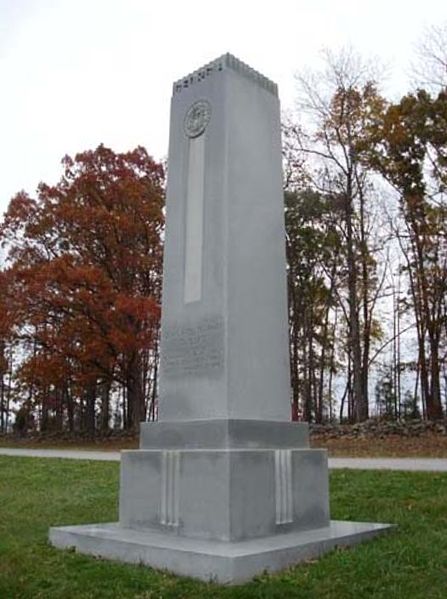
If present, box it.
[366,90,447,419]
[0,267,17,432]
[1,145,164,432]
[413,23,447,91]
[285,189,342,422]
[374,363,397,419]
[286,48,387,421]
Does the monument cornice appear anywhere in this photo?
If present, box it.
[172,52,278,97]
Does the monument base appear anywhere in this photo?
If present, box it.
[49,520,391,584]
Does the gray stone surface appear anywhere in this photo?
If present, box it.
[49,520,392,584]
[139,420,309,449]
[119,448,329,541]
[158,53,290,422]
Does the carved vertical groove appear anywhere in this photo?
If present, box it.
[275,449,293,524]
[160,451,180,526]
[184,135,205,303]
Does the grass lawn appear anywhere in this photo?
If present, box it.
[1,457,446,598]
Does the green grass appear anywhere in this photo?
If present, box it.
[1,457,446,599]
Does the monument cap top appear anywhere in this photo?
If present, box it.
[172,52,278,97]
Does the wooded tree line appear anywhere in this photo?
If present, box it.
[285,27,447,423]
[0,27,446,433]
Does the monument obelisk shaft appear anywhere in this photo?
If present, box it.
[159,54,290,422]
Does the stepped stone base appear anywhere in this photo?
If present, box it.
[49,420,392,582]
[49,520,391,584]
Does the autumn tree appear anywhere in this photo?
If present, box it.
[366,90,447,419]
[0,267,17,432]
[286,49,387,422]
[285,189,343,422]
[1,145,164,432]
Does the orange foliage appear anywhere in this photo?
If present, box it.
[1,145,164,431]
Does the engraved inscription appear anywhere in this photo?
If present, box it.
[162,317,224,377]
[173,53,277,96]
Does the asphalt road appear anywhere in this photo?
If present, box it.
[1,447,447,471]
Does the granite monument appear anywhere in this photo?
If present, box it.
[49,53,390,584]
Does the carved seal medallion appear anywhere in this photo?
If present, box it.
[184,100,211,138]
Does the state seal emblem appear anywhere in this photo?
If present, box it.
[184,100,211,138]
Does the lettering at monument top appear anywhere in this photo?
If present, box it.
[172,53,278,96]
[158,53,291,422]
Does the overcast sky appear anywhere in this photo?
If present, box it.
[1,0,446,219]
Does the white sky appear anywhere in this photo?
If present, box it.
[1,0,446,219]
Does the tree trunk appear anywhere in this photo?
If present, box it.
[127,353,145,431]
[328,307,338,422]
[302,316,311,421]
[65,381,74,432]
[84,381,96,436]
[317,286,333,423]
[339,358,352,422]
[345,186,364,422]
[428,338,443,419]
[100,379,111,433]
[359,188,370,421]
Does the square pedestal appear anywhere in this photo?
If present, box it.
[119,447,329,541]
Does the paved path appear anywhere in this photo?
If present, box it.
[0,448,120,461]
[1,447,447,471]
